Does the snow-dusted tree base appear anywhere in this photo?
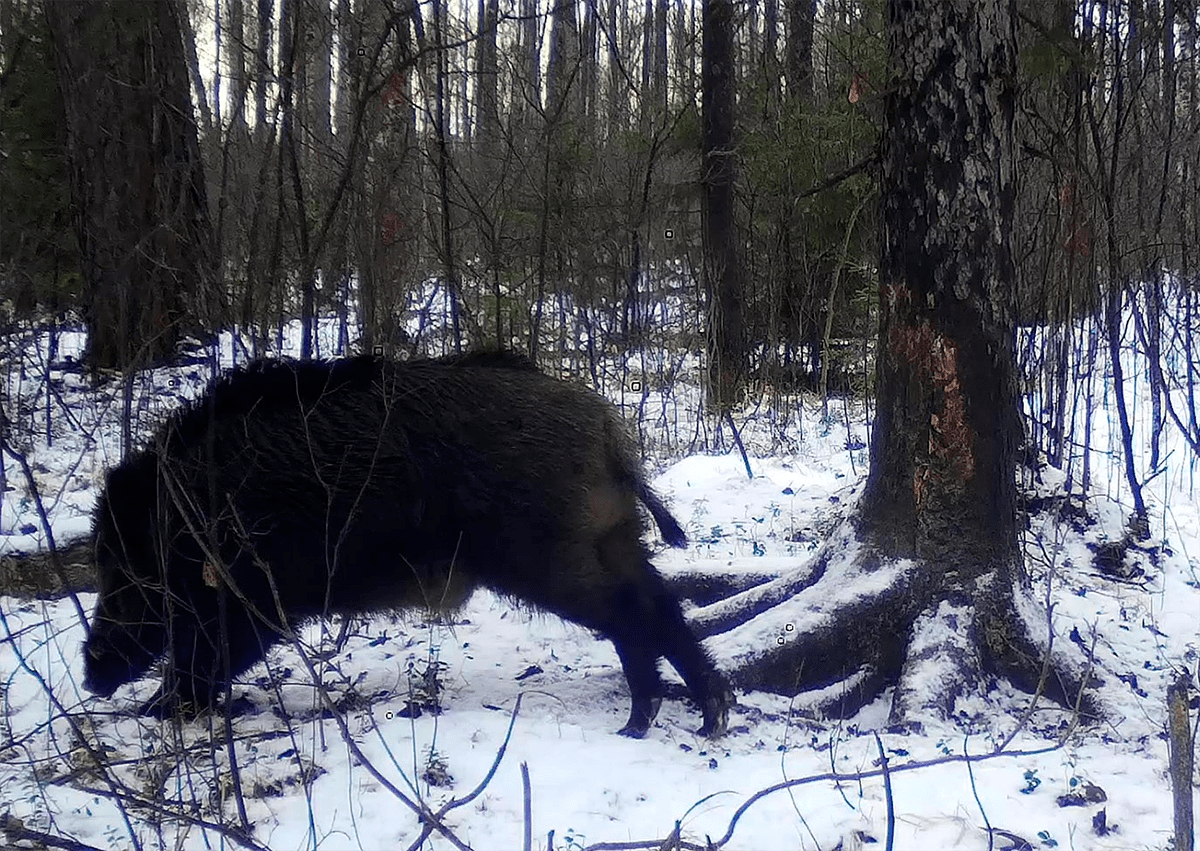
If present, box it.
[693,514,1103,728]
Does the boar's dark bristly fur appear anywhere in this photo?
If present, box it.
[84,353,731,738]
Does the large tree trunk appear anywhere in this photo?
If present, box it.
[431,0,463,353]
[701,0,745,413]
[702,0,1099,725]
[786,0,816,106]
[863,0,1036,720]
[607,0,627,132]
[354,0,419,356]
[44,0,212,372]
[475,0,499,141]
[654,0,667,114]
[518,0,539,125]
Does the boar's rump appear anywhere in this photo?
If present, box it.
[83,352,731,738]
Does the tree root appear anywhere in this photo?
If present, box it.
[697,514,1104,727]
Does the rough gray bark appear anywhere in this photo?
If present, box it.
[641,0,652,102]
[355,0,420,355]
[432,0,463,352]
[786,0,816,105]
[255,0,271,131]
[701,0,745,413]
[581,0,598,129]
[227,0,245,117]
[546,0,579,118]
[309,0,333,149]
[0,542,96,599]
[475,0,499,140]
[519,0,539,122]
[335,0,354,139]
[607,0,627,131]
[654,0,667,113]
[762,0,779,109]
[44,0,213,372]
[863,0,1036,720]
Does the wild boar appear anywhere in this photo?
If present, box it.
[84,352,730,737]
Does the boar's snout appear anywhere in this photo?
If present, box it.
[82,640,120,697]
[82,621,158,699]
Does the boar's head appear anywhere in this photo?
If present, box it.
[83,456,170,698]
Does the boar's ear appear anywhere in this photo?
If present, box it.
[103,452,155,499]
[104,463,134,493]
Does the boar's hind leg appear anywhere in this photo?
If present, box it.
[647,582,731,737]
[601,569,729,738]
[514,545,664,737]
[592,527,730,738]
[608,621,666,738]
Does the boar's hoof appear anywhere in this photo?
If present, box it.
[695,712,726,739]
[137,689,189,720]
[137,684,206,720]
[138,688,255,720]
[617,695,662,738]
[616,720,649,738]
[696,693,732,738]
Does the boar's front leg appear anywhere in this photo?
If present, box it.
[139,602,277,718]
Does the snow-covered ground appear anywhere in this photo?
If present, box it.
[0,313,1195,850]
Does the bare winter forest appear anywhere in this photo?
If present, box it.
[1,0,1199,849]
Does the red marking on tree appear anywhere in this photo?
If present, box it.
[381,212,403,245]
[1058,172,1091,257]
[889,316,976,507]
[1063,224,1091,257]
[928,334,973,481]
[382,71,409,109]
[1058,179,1075,209]
[849,73,864,104]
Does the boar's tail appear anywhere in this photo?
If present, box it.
[602,414,687,547]
[636,480,687,548]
